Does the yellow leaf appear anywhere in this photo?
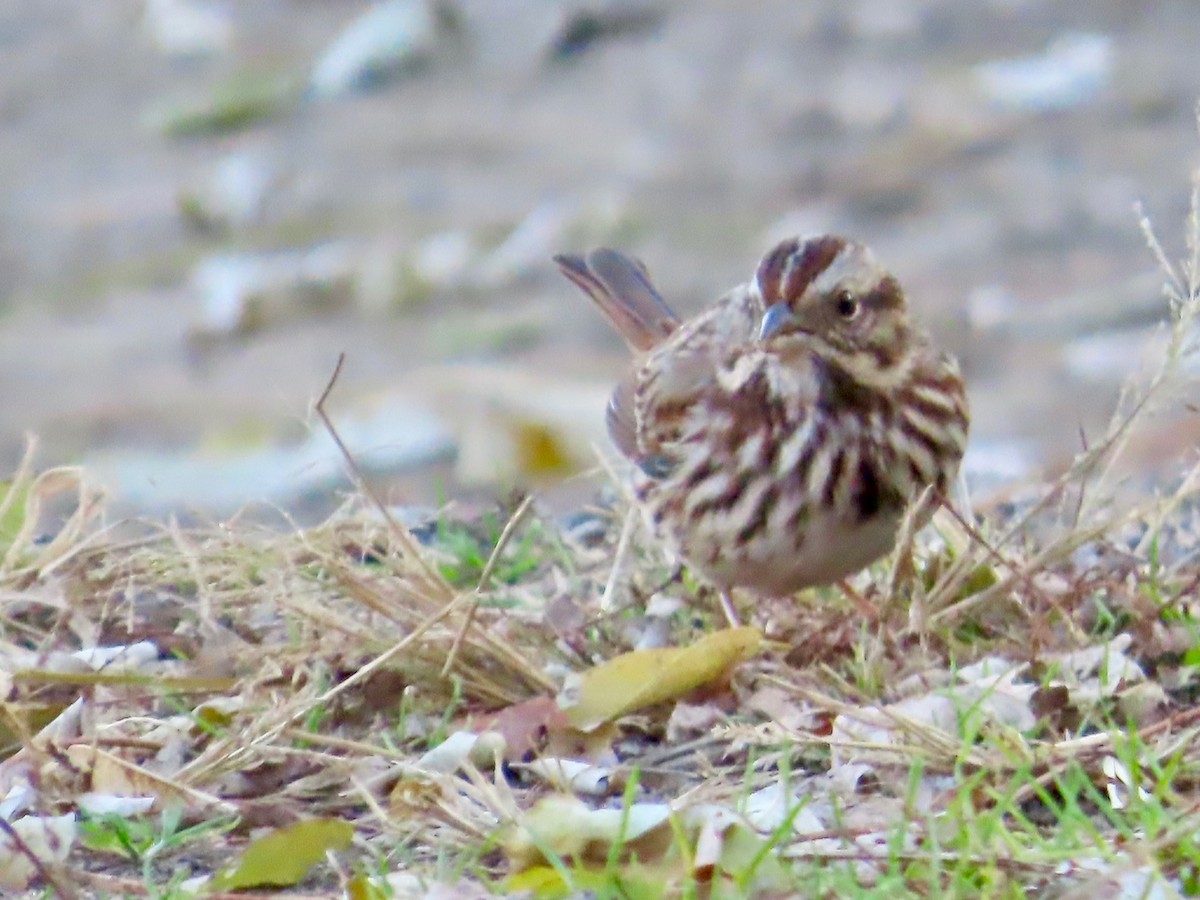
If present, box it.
[346,873,390,900]
[514,419,573,476]
[503,863,678,900]
[503,865,610,898]
[504,795,672,871]
[560,627,762,731]
[209,818,353,890]
[0,479,30,548]
[0,701,69,752]
[13,670,236,691]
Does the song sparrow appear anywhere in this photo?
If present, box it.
[554,236,969,624]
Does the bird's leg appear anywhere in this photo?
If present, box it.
[718,589,741,627]
[837,579,880,623]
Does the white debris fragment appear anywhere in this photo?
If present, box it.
[143,0,232,59]
[0,814,76,891]
[308,0,441,100]
[975,32,1113,112]
[521,759,613,796]
[72,641,160,671]
[191,242,357,337]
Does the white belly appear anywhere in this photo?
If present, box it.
[639,467,904,596]
[687,505,901,595]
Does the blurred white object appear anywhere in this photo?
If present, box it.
[204,150,277,226]
[472,198,579,287]
[472,191,628,287]
[1061,326,1161,383]
[961,437,1039,491]
[181,149,280,230]
[142,0,233,59]
[412,229,476,287]
[87,399,452,514]
[72,641,160,671]
[975,32,1112,111]
[521,759,613,796]
[78,794,156,817]
[0,815,76,891]
[191,243,356,336]
[966,285,1018,331]
[353,229,480,314]
[308,0,440,99]
[0,784,35,822]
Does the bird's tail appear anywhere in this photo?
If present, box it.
[553,248,680,352]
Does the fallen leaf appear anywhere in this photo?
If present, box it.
[519,758,615,796]
[504,796,789,895]
[558,627,762,731]
[420,364,610,485]
[665,701,724,743]
[209,817,354,890]
[471,694,566,761]
[0,814,76,891]
[503,795,671,872]
[66,745,226,814]
[686,803,789,890]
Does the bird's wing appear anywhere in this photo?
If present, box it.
[632,287,769,464]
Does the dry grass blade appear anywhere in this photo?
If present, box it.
[442,493,534,677]
[313,353,453,598]
[0,437,105,580]
[600,504,639,612]
[307,353,554,697]
[922,179,1200,634]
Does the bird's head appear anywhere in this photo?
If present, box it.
[754,235,914,385]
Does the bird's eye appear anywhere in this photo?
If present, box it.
[834,290,858,319]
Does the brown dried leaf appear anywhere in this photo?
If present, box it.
[471,694,566,762]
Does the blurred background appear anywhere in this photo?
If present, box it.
[1,0,1198,521]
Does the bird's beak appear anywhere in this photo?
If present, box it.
[758,302,793,341]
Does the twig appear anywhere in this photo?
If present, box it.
[601,504,639,612]
[312,353,447,591]
[441,494,535,677]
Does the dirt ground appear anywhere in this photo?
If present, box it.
[1,0,1198,518]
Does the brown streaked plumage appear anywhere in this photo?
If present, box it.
[554,236,969,624]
